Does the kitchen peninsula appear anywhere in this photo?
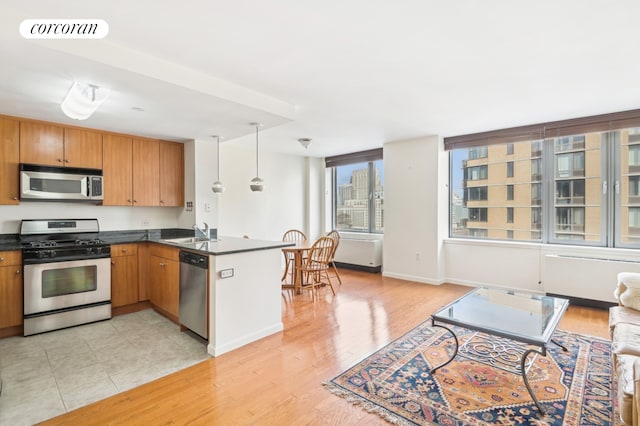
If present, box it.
[163,236,293,356]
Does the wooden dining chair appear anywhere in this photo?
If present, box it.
[281,229,307,284]
[326,230,342,286]
[298,236,335,298]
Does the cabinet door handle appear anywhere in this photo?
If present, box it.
[16,269,21,274]
[159,262,165,267]
[133,199,138,203]
[12,196,18,200]
[111,261,116,265]
[57,158,63,162]
[64,159,70,163]
[121,248,127,252]
[0,257,4,262]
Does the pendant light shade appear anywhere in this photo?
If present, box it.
[211,135,224,194]
[249,122,264,192]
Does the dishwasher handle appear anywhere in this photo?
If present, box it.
[179,251,209,269]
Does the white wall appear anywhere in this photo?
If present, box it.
[305,157,325,240]
[217,134,310,241]
[191,138,220,231]
[0,204,181,234]
[383,136,447,284]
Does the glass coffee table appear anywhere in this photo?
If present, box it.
[431,287,569,415]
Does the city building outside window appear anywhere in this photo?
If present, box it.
[327,149,383,234]
[447,111,640,248]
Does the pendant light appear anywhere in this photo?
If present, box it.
[211,135,224,194]
[249,122,264,192]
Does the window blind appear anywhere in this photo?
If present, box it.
[325,148,383,167]
[444,108,640,150]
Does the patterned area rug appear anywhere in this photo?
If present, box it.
[325,321,618,425]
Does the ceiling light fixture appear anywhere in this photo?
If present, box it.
[249,122,264,192]
[211,135,225,194]
[61,81,110,120]
[298,138,312,149]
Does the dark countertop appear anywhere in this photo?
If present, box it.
[161,236,294,256]
[0,228,293,256]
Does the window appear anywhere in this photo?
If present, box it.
[506,185,514,201]
[531,158,542,181]
[531,183,542,205]
[328,149,383,233]
[506,143,514,155]
[469,208,488,222]
[469,146,488,159]
[556,179,585,205]
[469,228,488,237]
[468,165,488,180]
[447,110,640,248]
[556,152,585,178]
[466,186,487,201]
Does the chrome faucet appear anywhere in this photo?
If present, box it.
[193,222,209,239]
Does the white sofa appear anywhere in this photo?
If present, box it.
[610,272,640,425]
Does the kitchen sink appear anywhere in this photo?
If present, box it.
[161,236,215,244]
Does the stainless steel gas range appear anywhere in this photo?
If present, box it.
[20,219,111,336]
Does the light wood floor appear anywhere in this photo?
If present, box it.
[41,269,610,425]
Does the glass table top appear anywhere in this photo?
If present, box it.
[432,287,569,346]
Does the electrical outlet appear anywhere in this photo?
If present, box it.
[415,252,420,261]
[204,202,211,213]
[142,220,150,227]
[220,268,234,278]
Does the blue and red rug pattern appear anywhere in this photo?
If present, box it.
[325,321,618,425]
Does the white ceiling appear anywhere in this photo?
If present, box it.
[1,1,640,158]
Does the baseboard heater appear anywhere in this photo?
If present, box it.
[334,238,382,273]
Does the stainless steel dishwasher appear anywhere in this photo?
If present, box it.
[179,251,208,340]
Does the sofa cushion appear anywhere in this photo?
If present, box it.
[613,322,640,358]
[610,306,640,337]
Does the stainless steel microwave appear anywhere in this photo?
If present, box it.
[20,164,104,202]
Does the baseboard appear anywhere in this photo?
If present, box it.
[382,271,445,285]
[546,293,615,310]
[334,262,381,273]
[208,322,283,357]
[0,325,22,339]
[112,301,153,317]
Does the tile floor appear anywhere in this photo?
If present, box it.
[0,309,210,426]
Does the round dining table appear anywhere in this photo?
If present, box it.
[281,240,313,294]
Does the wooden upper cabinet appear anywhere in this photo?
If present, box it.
[103,134,133,206]
[64,128,103,169]
[133,138,160,206]
[159,141,184,207]
[20,121,103,169]
[0,117,20,204]
[20,121,64,166]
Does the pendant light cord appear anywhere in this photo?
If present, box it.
[216,136,220,181]
[255,125,259,176]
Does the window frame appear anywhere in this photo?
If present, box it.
[328,151,384,234]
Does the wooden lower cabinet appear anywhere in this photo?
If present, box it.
[110,242,180,320]
[149,255,179,318]
[149,244,180,319]
[110,244,139,308]
[0,251,22,330]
